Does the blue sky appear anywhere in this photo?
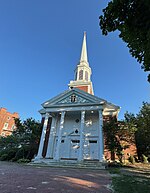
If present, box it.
[0,0,149,121]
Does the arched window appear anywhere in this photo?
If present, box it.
[85,71,88,81]
[75,72,77,80]
[79,70,83,80]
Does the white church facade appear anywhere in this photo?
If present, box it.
[34,33,120,163]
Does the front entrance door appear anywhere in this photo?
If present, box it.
[89,140,99,160]
[70,140,80,159]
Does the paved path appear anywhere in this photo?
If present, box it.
[0,161,112,193]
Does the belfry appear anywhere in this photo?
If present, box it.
[68,32,94,95]
[34,33,120,165]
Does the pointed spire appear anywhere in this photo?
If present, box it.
[80,32,88,64]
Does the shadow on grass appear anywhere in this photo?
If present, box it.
[108,164,150,193]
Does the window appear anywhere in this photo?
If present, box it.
[85,71,88,81]
[75,119,79,123]
[11,125,15,130]
[3,123,8,129]
[71,140,80,143]
[75,129,78,134]
[75,72,77,80]
[61,140,64,143]
[71,94,76,102]
[89,140,97,143]
[1,132,5,137]
[79,70,83,80]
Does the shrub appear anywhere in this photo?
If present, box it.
[0,148,17,161]
[0,154,9,161]
[108,161,122,168]
[13,147,28,161]
[17,158,30,163]
[142,154,148,163]
[128,155,135,164]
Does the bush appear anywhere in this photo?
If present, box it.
[0,148,17,161]
[17,158,30,163]
[142,154,149,163]
[0,154,9,161]
[128,155,135,164]
[13,147,29,161]
[108,161,122,168]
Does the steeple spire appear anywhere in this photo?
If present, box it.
[80,31,88,65]
[68,32,94,95]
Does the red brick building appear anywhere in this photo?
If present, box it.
[0,108,19,137]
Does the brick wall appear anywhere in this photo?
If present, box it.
[0,108,19,137]
[75,85,88,93]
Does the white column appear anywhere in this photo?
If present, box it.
[78,110,85,161]
[55,111,66,161]
[99,110,104,161]
[45,116,56,158]
[36,113,49,159]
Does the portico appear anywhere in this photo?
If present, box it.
[36,102,105,162]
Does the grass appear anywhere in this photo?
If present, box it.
[108,164,150,193]
[112,175,150,193]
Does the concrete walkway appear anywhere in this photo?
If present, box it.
[0,161,112,193]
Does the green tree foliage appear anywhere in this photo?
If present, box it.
[103,117,120,161]
[124,102,150,161]
[99,0,150,82]
[103,116,134,162]
[0,118,42,161]
[135,102,150,160]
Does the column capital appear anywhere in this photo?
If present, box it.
[60,111,66,116]
[98,109,103,117]
[45,113,50,118]
[81,110,85,114]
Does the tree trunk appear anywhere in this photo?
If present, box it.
[111,151,115,161]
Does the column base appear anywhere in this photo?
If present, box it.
[33,155,43,161]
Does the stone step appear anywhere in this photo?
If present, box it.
[30,159,106,169]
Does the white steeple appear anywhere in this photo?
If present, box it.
[80,32,88,65]
[68,32,94,95]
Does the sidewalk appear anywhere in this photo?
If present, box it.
[0,161,112,193]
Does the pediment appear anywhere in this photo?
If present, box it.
[56,95,92,105]
[42,88,106,108]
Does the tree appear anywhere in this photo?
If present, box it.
[135,102,150,160]
[103,116,120,161]
[99,0,150,82]
[124,102,150,161]
[13,118,42,160]
[0,118,42,161]
[103,116,135,162]
[103,116,135,163]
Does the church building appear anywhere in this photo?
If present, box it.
[34,33,120,164]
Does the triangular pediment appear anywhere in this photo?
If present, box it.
[42,88,106,108]
[56,94,92,105]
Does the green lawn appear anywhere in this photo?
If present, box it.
[109,166,150,193]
